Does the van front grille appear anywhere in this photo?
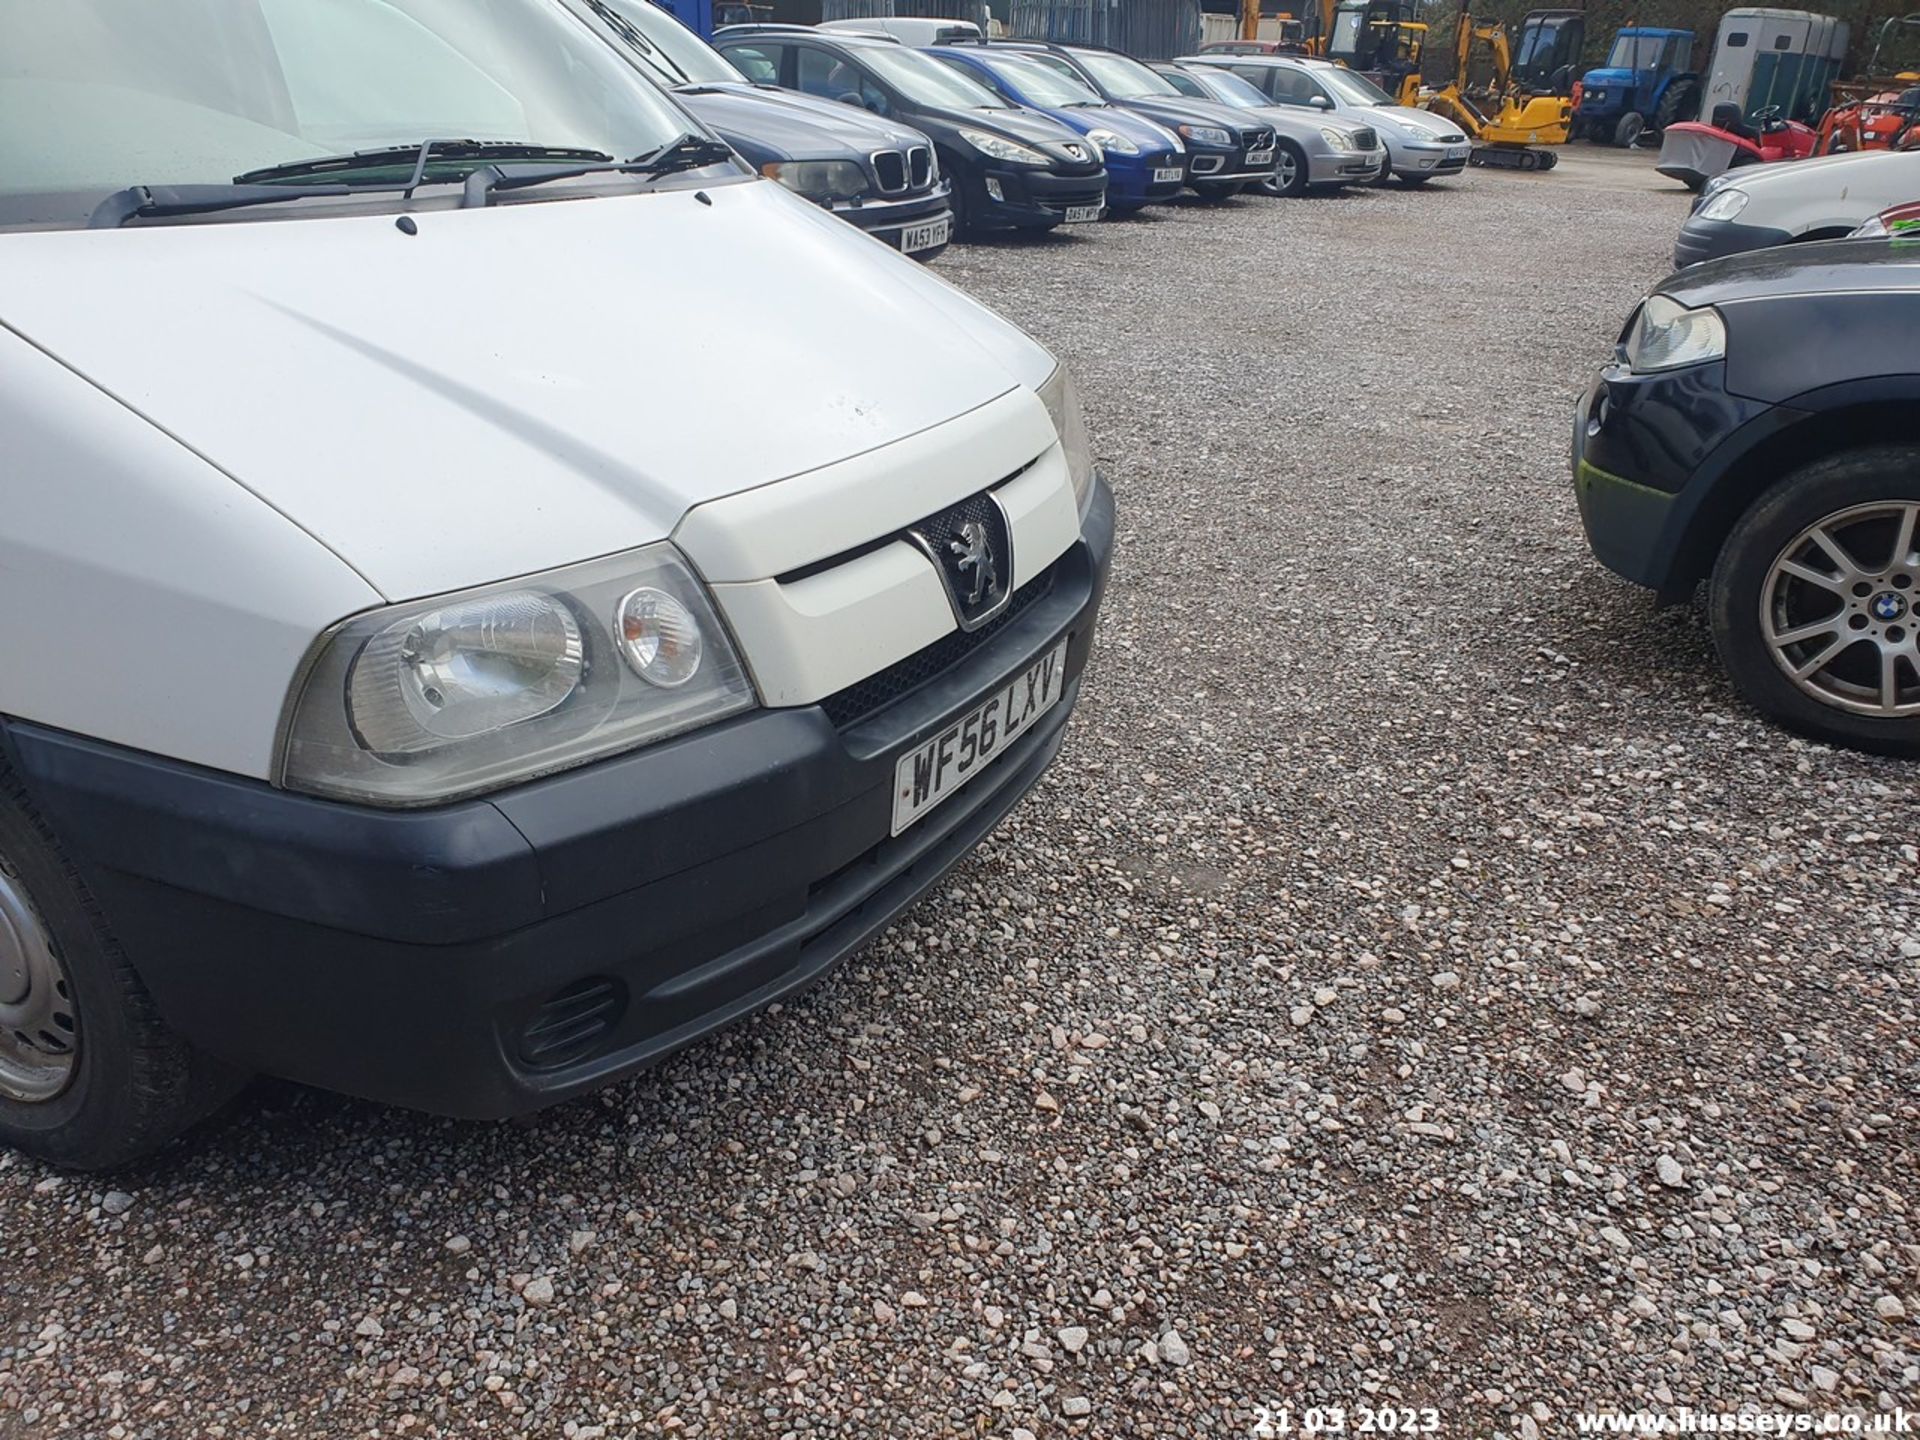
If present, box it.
[819,562,1060,730]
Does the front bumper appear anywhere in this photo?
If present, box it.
[972,166,1108,229]
[1308,147,1389,184]
[834,185,955,256]
[1105,154,1187,207]
[12,480,1116,1119]
[1672,213,1792,268]
[1571,362,1779,594]
[1186,141,1277,187]
[1388,140,1471,177]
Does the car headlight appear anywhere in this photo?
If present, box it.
[1850,213,1889,239]
[1037,363,1095,520]
[1694,186,1749,223]
[1178,123,1232,147]
[960,128,1048,165]
[1621,294,1727,374]
[761,159,869,203]
[280,545,756,806]
[1319,126,1353,151]
[1086,127,1139,156]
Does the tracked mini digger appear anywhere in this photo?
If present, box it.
[1424,4,1583,169]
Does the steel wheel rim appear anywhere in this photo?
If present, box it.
[0,854,77,1103]
[1760,500,1920,717]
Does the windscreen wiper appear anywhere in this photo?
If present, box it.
[583,0,691,84]
[458,134,736,207]
[87,182,361,229]
[234,139,614,189]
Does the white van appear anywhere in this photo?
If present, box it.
[0,0,1112,1168]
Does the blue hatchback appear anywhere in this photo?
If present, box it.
[926,46,1187,211]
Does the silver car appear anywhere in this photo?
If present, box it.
[1153,62,1386,195]
[1183,54,1472,186]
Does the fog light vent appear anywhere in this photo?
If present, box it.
[517,977,627,1070]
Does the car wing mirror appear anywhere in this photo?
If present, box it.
[837,91,870,109]
[1309,94,1333,109]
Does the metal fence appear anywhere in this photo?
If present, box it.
[1006,0,1202,58]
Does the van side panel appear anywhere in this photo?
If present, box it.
[0,325,379,779]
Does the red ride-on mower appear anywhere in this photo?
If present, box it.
[1655,102,1815,191]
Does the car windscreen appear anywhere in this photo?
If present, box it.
[857,44,1008,109]
[0,0,699,231]
[1320,65,1393,104]
[986,53,1102,107]
[1605,33,1666,69]
[1185,68,1269,108]
[588,0,744,86]
[1077,51,1183,99]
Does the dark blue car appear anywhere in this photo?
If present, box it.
[926,46,1187,212]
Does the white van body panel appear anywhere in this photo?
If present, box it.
[687,390,1083,705]
[0,181,1054,607]
[0,326,380,779]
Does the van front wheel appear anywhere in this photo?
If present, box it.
[0,775,243,1170]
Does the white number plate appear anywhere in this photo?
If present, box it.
[1247,147,1275,164]
[891,641,1068,835]
[1063,204,1103,223]
[899,216,951,252]
[1152,165,1185,182]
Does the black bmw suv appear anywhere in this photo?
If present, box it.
[714,26,1108,235]
[965,39,1278,199]
[1574,241,1920,755]
[577,0,953,259]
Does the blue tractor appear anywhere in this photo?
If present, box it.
[1574,26,1701,146]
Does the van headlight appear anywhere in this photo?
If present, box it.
[1038,364,1095,520]
[1621,294,1727,374]
[280,545,756,806]
[1694,187,1749,222]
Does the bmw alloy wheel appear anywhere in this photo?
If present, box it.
[0,852,77,1103]
[1761,501,1920,716]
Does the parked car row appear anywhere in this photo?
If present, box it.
[587,3,1476,245]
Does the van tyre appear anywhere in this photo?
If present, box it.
[1709,445,1920,756]
[0,773,244,1170]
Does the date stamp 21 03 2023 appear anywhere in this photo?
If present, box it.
[1252,1405,1444,1436]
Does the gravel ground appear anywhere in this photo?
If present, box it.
[3,150,1917,1439]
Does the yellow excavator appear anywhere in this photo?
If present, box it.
[1424,4,1584,170]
